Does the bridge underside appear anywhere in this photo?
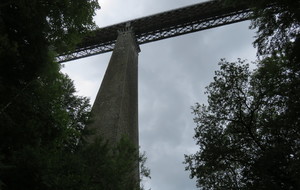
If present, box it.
[57,0,252,63]
[64,0,254,185]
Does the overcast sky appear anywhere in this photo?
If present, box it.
[62,0,257,189]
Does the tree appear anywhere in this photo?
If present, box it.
[0,71,92,190]
[31,136,150,190]
[184,58,300,189]
[80,136,150,190]
[224,0,300,57]
[185,1,300,189]
[0,0,100,136]
[0,0,92,189]
[0,0,99,88]
[0,1,150,189]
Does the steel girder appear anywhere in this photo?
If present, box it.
[57,0,252,63]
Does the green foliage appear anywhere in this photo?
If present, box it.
[0,1,150,189]
[0,0,139,189]
[0,0,99,97]
[0,136,149,190]
[81,137,143,190]
[0,0,99,125]
[0,68,91,150]
[184,58,300,189]
[224,0,300,57]
[185,1,300,189]
[0,71,92,189]
[250,0,300,56]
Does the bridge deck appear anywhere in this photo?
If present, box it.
[57,0,252,63]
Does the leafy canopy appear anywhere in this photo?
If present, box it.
[0,0,151,189]
[184,58,300,189]
[224,0,300,56]
[185,0,300,189]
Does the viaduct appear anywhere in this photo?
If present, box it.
[58,0,254,183]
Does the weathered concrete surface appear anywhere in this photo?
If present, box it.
[86,28,140,182]
[87,28,139,146]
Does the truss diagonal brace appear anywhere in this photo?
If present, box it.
[57,0,252,63]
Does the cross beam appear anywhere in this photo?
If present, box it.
[57,0,252,63]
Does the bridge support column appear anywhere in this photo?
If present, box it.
[86,27,140,182]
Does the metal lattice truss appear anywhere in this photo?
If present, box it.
[57,0,252,63]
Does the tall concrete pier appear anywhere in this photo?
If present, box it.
[87,27,140,182]
[87,27,140,147]
[86,28,140,184]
